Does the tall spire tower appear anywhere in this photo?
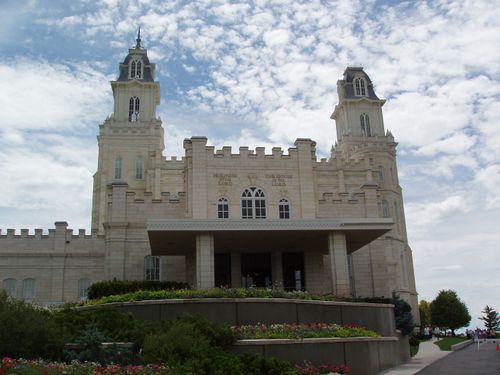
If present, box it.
[91,31,165,232]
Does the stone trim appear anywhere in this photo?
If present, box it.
[147,218,393,232]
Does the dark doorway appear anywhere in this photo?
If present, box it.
[282,252,305,291]
[215,253,231,287]
[241,253,272,288]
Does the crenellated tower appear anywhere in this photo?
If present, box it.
[91,30,165,233]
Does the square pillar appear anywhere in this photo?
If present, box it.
[327,232,350,297]
[195,233,214,289]
[272,251,283,289]
[231,252,241,288]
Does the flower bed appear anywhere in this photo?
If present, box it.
[232,323,378,339]
[0,357,170,374]
[0,357,349,375]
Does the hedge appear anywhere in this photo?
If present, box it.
[87,280,190,300]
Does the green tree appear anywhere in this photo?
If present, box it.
[479,305,500,332]
[419,300,431,328]
[430,290,471,336]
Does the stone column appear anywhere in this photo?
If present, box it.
[327,232,350,297]
[196,233,214,289]
[272,251,283,289]
[294,139,317,219]
[231,252,241,288]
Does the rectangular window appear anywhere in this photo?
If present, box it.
[218,201,229,218]
[135,158,144,180]
[2,279,16,297]
[78,278,90,300]
[255,199,266,219]
[145,256,160,281]
[114,157,122,179]
[22,278,35,301]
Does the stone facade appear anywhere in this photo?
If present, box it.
[0,37,418,317]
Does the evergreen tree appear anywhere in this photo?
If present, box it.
[430,290,470,336]
[479,305,500,332]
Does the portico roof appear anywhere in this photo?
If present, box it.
[147,218,393,255]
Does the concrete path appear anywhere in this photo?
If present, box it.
[379,338,451,375]
[380,338,500,375]
[415,340,500,375]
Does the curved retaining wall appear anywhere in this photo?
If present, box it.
[232,335,409,375]
[82,298,396,336]
[82,299,410,373]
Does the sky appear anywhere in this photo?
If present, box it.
[0,0,499,330]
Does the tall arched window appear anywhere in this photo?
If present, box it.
[22,278,35,301]
[114,156,122,179]
[378,165,384,182]
[144,255,160,281]
[218,198,229,219]
[278,198,290,219]
[381,200,390,218]
[241,187,266,219]
[354,77,366,96]
[135,157,144,180]
[78,278,90,300]
[130,59,142,79]
[129,96,140,122]
[2,278,16,297]
[360,113,371,136]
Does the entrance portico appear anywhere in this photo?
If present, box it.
[148,218,392,296]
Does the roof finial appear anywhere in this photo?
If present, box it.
[135,26,141,48]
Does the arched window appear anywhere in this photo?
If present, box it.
[78,278,90,300]
[218,197,229,219]
[241,187,266,219]
[22,278,35,301]
[360,113,371,136]
[378,166,384,182]
[135,157,144,180]
[144,255,160,281]
[354,77,366,96]
[128,96,140,122]
[278,198,290,219]
[381,200,390,218]
[114,156,122,179]
[130,59,142,79]
[2,278,16,297]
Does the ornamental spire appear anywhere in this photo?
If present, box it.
[135,27,141,48]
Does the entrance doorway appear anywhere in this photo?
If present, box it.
[241,253,272,288]
[215,253,231,287]
[282,252,305,291]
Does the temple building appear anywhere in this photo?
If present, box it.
[0,34,418,315]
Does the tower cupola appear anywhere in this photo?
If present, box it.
[331,67,386,142]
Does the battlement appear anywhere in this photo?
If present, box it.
[0,224,101,239]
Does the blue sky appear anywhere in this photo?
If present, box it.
[1,0,499,330]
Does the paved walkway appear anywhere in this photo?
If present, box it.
[380,339,500,375]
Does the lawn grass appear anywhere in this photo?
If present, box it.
[434,337,468,351]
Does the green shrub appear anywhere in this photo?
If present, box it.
[87,280,190,300]
[0,291,65,360]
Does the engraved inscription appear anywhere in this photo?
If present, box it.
[214,173,237,186]
[265,174,292,187]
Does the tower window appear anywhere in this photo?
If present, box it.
[144,256,160,281]
[22,278,35,301]
[380,200,390,218]
[114,156,122,179]
[218,197,229,219]
[129,96,140,122]
[135,157,144,180]
[241,187,266,219]
[354,77,367,96]
[360,113,371,136]
[378,166,384,182]
[130,59,142,79]
[278,198,290,219]
[2,278,16,297]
